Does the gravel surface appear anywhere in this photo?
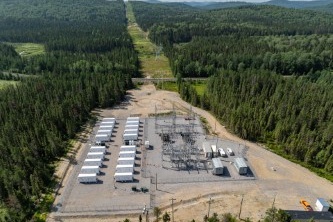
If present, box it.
[49,84,333,222]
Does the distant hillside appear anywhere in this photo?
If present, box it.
[312,3,333,14]
[181,0,332,10]
[263,0,332,9]
[185,1,252,9]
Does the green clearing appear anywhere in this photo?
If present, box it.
[0,80,18,89]
[126,3,173,78]
[156,81,178,92]
[192,81,207,96]
[9,42,45,57]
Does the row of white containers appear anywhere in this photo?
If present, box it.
[78,118,116,183]
[123,117,140,142]
[78,145,106,183]
[114,144,136,182]
[96,118,116,144]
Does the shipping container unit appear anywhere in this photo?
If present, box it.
[86,152,105,160]
[218,148,227,157]
[226,148,234,156]
[117,157,135,165]
[78,173,97,183]
[103,117,116,122]
[316,198,330,211]
[90,146,107,154]
[97,129,112,136]
[145,141,150,149]
[100,121,115,127]
[212,158,224,175]
[84,158,103,167]
[123,133,138,141]
[119,150,136,158]
[127,117,140,122]
[120,145,136,152]
[99,125,113,131]
[125,125,139,130]
[95,134,110,143]
[114,172,133,182]
[81,166,100,174]
[124,129,139,135]
[234,158,248,175]
[116,164,134,173]
[202,142,212,158]
[126,120,139,126]
[211,145,218,157]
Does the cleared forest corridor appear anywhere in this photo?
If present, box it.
[126,3,173,78]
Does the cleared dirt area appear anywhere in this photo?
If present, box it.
[50,84,333,222]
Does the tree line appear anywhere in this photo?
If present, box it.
[0,0,139,77]
[0,0,138,220]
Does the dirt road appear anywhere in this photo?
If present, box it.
[55,84,333,222]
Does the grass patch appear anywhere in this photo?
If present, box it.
[8,42,45,57]
[126,3,173,78]
[155,81,178,92]
[0,80,18,89]
[192,81,207,96]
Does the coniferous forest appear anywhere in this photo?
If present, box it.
[130,2,333,178]
[0,0,137,220]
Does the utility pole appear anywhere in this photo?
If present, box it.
[207,197,212,218]
[238,194,244,219]
[271,193,277,222]
[170,198,176,222]
[155,173,157,190]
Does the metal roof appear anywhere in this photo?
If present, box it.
[285,210,333,221]
[212,158,223,168]
[234,157,247,168]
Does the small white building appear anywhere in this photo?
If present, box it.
[99,125,113,131]
[114,172,133,182]
[123,133,138,141]
[124,129,139,135]
[81,166,100,174]
[145,141,150,149]
[119,150,136,158]
[78,173,97,183]
[211,145,218,157]
[116,164,134,173]
[117,157,135,165]
[127,117,140,121]
[86,152,104,160]
[120,145,136,152]
[212,158,224,175]
[202,142,212,158]
[97,129,112,136]
[95,134,110,143]
[84,158,102,167]
[234,158,248,175]
[218,148,227,157]
[316,198,330,212]
[126,120,139,126]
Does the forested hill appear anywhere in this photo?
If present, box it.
[131,1,333,181]
[313,3,333,14]
[0,0,138,220]
[0,0,138,76]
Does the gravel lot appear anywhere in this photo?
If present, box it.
[49,84,333,222]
